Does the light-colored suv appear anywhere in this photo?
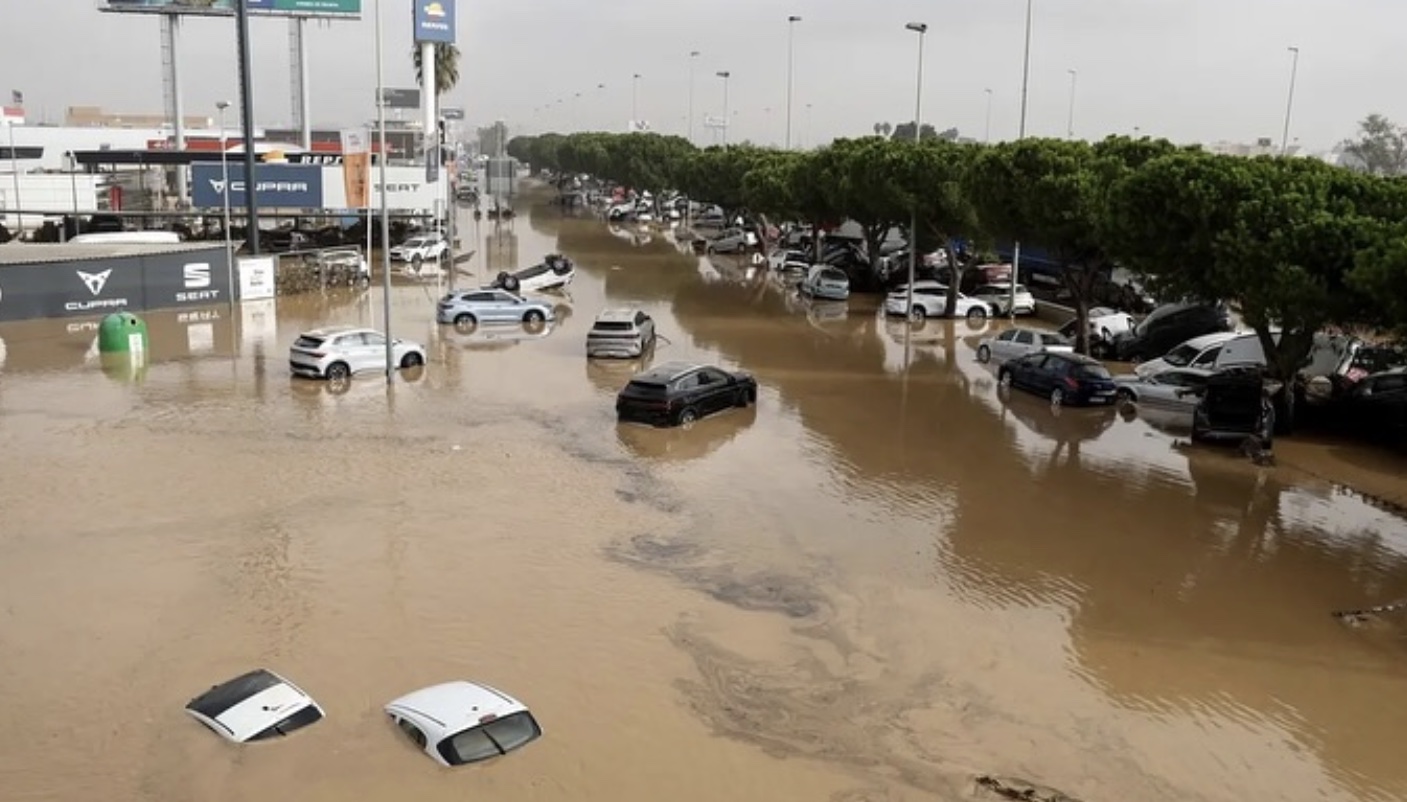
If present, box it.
[289,325,426,380]
[587,308,656,359]
[388,235,448,267]
[435,289,555,328]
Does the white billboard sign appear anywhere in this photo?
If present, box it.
[319,165,438,211]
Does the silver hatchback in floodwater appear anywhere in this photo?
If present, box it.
[436,289,556,328]
[586,308,657,358]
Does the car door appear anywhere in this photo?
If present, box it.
[489,291,521,322]
[1009,354,1039,390]
[690,368,726,414]
[1189,345,1223,369]
[990,329,1018,361]
[1030,355,1066,394]
[333,333,371,373]
[358,331,389,372]
[1011,329,1036,360]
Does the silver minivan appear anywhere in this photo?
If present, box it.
[1134,331,1238,379]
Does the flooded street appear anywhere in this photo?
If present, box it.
[5,190,1407,802]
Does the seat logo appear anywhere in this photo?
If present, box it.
[77,269,112,296]
[184,263,211,289]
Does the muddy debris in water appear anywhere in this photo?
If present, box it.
[605,534,827,619]
[974,775,1083,802]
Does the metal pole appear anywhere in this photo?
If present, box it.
[984,88,993,143]
[632,73,640,128]
[8,118,21,236]
[1010,0,1033,320]
[718,72,731,145]
[68,151,78,219]
[785,16,800,149]
[1066,69,1077,138]
[1281,46,1300,156]
[377,0,394,380]
[234,0,260,255]
[688,52,699,145]
[904,22,926,320]
[162,15,189,209]
[218,103,234,306]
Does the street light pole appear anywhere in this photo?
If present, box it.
[984,88,993,143]
[632,73,641,129]
[234,0,259,256]
[785,16,801,149]
[904,21,927,322]
[687,52,700,144]
[1281,46,1300,156]
[217,101,234,306]
[1065,69,1077,138]
[1010,0,1033,320]
[717,71,731,145]
[374,0,393,381]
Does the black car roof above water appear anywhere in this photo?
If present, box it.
[186,669,283,718]
[632,361,706,384]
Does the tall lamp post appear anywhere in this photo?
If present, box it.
[1065,69,1078,138]
[1009,0,1033,320]
[717,71,732,144]
[904,21,927,320]
[632,73,641,129]
[216,101,234,303]
[984,88,993,143]
[374,0,393,380]
[687,52,700,144]
[233,0,259,255]
[785,15,801,149]
[1281,46,1300,156]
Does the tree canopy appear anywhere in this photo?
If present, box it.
[506,128,1407,357]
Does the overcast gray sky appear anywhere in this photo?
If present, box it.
[0,0,1402,151]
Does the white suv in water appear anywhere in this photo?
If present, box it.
[388,235,448,267]
[288,325,426,380]
[586,308,656,358]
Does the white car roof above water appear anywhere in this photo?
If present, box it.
[385,681,528,741]
[185,668,324,743]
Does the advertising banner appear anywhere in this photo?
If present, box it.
[102,0,362,18]
[0,246,232,323]
[413,0,456,43]
[191,163,323,209]
[340,128,371,209]
[379,88,421,109]
[319,165,439,211]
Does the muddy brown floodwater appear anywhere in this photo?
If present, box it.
[4,188,1407,802]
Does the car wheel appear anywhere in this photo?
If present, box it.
[1090,339,1111,359]
[399,352,423,369]
[977,345,991,364]
[453,313,477,330]
[411,254,423,269]
[523,309,546,325]
[1050,386,1065,407]
[998,371,1013,392]
[324,361,350,381]
[734,389,749,407]
[1116,387,1135,403]
[967,306,988,322]
[677,406,699,426]
[908,306,925,322]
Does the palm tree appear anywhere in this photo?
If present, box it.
[412,43,461,94]
[881,122,893,138]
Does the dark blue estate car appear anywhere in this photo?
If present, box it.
[998,351,1118,406]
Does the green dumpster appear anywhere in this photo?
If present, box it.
[97,312,148,355]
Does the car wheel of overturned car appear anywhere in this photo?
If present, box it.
[677,407,699,426]
[453,313,478,331]
[967,306,988,322]
[325,361,350,381]
[1050,386,1065,407]
[977,345,991,364]
[399,352,423,369]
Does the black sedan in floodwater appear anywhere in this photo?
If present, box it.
[616,361,758,427]
[997,352,1119,407]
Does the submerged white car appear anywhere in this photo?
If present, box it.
[386,681,543,767]
[388,235,448,266]
[289,325,427,380]
[973,282,1036,316]
[885,281,993,321]
[185,669,325,744]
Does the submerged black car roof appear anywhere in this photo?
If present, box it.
[186,669,282,718]
[632,361,706,384]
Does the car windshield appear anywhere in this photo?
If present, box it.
[1162,342,1201,367]
[402,239,426,247]
[820,269,847,282]
[247,705,324,742]
[1075,364,1113,380]
[438,712,543,766]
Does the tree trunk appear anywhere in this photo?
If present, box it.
[863,222,890,290]
[1061,265,1101,356]
[1262,326,1315,433]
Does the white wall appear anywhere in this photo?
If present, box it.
[0,174,102,231]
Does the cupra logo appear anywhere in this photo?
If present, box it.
[209,178,227,195]
[77,269,112,296]
[424,2,446,17]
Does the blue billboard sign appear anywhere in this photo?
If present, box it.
[413,0,456,44]
[191,163,324,209]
